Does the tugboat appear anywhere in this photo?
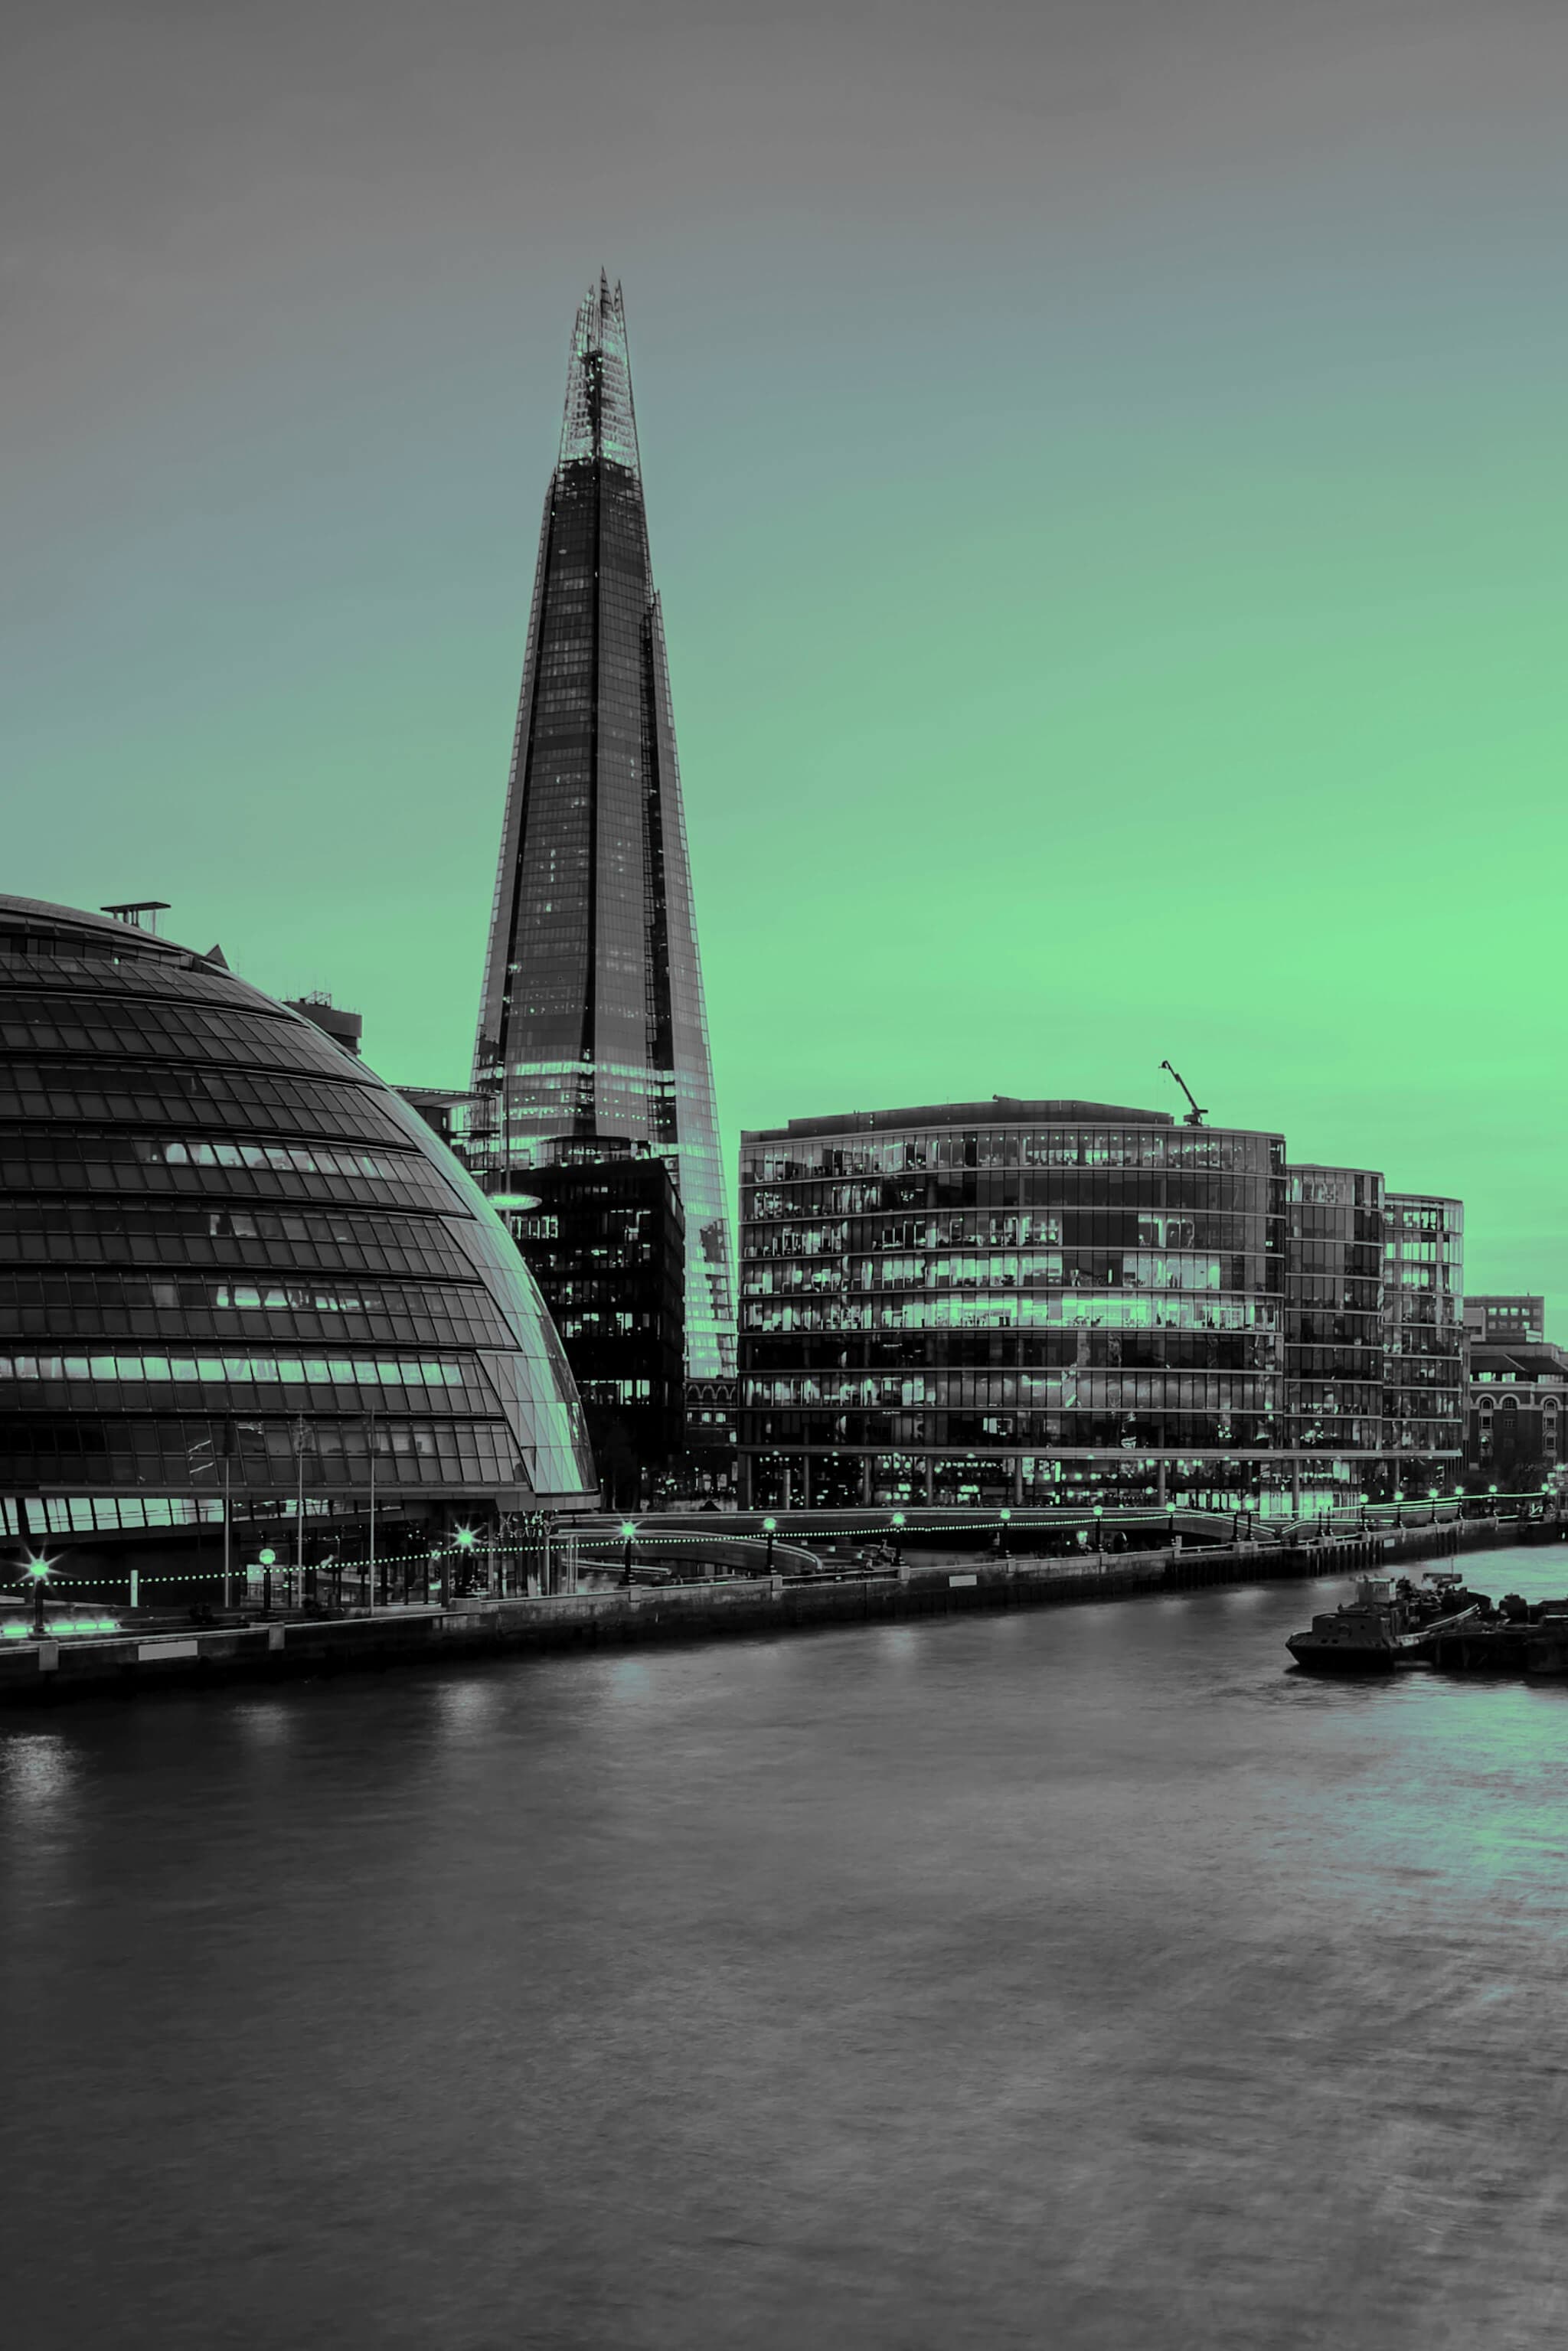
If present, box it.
[1285,1571,1484,1674]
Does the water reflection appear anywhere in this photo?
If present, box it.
[0,1729,75,1811]
[4,1546,1567,2350]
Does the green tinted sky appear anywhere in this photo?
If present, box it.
[7,1,1566,1310]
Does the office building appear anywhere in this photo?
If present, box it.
[737,1099,1292,1512]
[737,1100,1473,1513]
[1382,1193,1465,1486]
[500,1154,684,1503]
[283,993,362,1061]
[0,896,596,1574]
[467,274,735,1407]
[681,1373,739,1504]
[1464,1295,1546,1346]
[1284,1166,1387,1486]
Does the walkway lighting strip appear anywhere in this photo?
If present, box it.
[14,1491,1549,1592]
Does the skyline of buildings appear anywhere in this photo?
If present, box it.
[2,272,1556,1546]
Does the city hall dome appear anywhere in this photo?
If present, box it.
[0,896,596,1550]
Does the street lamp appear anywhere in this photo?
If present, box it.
[762,1516,777,1572]
[621,1520,637,1585]
[1092,1503,1104,1565]
[27,1556,51,1640]
[890,1510,905,1569]
[998,1504,1011,1557]
[258,1545,276,1616]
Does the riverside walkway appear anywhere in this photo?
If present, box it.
[3,1503,1562,1706]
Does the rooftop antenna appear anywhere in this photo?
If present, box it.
[1160,1060,1208,1127]
[100,901,171,934]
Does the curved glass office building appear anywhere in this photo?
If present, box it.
[1383,1190,1465,1482]
[738,1099,1289,1511]
[0,897,596,1566]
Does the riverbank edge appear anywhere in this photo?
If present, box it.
[3,1513,1557,1708]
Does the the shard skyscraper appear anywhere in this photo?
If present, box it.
[472,276,735,1384]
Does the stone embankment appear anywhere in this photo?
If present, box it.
[2,1511,1559,1707]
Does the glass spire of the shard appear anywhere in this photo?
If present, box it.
[472,275,736,1381]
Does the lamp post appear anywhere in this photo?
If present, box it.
[1092,1503,1104,1567]
[889,1511,904,1569]
[437,1525,461,1610]
[220,1425,234,1610]
[621,1520,636,1586]
[258,1545,276,1618]
[292,1413,314,1610]
[28,1556,51,1640]
[454,1524,475,1598]
[366,1406,377,1614]
[186,1422,236,1609]
[998,1505,1011,1558]
[762,1516,777,1572]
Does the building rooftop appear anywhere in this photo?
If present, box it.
[1470,1342,1568,1383]
[745,1098,1188,1141]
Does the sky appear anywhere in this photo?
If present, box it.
[6,0,1566,1312]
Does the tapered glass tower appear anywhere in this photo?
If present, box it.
[472,276,735,1381]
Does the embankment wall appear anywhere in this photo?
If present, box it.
[2,1513,1558,1707]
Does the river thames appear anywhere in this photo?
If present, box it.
[5,1549,1568,2349]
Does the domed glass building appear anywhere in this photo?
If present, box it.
[0,897,596,1576]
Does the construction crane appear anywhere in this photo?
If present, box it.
[1160,1061,1208,1127]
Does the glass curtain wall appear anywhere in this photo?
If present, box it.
[0,897,596,1553]
[1285,1165,1386,1510]
[1382,1192,1465,1494]
[470,276,734,1382]
[737,1102,1290,1512]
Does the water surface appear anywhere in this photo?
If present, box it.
[5,1548,1568,2349]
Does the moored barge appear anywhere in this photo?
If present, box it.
[1286,1572,1483,1674]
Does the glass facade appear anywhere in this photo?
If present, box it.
[469,274,735,1383]
[0,896,596,1532]
[498,1156,685,1504]
[739,1105,1472,1511]
[1382,1192,1465,1478]
[1284,1166,1386,1460]
[737,1100,1292,1511]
